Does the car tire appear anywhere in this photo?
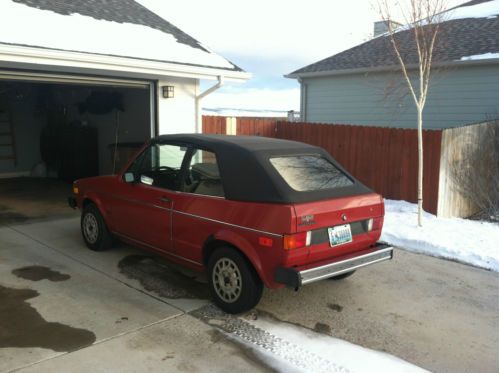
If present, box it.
[329,270,356,280]
[208,247,263,314]
[81,203,113,251]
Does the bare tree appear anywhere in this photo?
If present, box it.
[377,0,447,226]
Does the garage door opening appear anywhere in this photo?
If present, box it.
[0,75,154,224]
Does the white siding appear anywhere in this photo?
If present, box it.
[157,77,198,134]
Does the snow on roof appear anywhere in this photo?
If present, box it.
[0,0,240,71]
[460,52,499,60]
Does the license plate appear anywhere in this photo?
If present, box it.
[328,224,353,246]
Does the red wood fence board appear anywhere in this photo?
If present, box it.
[202,116,442,214]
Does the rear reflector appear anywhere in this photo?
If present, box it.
[367,218,373,231]
[372,217,383,231]
[258,237,273,247]
[283,231,311,250]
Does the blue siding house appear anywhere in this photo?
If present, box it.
[287,0,499,129]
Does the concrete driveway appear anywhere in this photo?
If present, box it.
[1,217,498,372]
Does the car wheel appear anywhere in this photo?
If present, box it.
[208,247,263,314]
[329,270,356,280]
[81,204,113,251]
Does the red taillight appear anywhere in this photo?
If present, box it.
[283,231,311,250]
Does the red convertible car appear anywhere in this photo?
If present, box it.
[69,134,392,314]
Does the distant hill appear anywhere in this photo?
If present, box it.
[202,107,295,118]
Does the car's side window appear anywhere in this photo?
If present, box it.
[183,148,224,197]
[127,143,187,191]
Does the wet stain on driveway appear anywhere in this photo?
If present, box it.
[12,266,71,282]
[313,322,332,335]
[118,255,210,299]
[0,206,29,225]
[327,303,344,312]
[0,284,96,352]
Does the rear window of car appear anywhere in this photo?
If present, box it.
[270,155,354,192]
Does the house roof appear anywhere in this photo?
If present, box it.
[0,0,244,74]
[288,0,499,77]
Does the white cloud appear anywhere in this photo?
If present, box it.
[137,0,380,66]
[137,0,468,112]
[202,87,300,111]
[137,0,468,67]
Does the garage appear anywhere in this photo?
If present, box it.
[0,1,248,224]
[0,71,155,224]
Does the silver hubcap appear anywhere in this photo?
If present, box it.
[83,213,99,244]
[212,258,242,303]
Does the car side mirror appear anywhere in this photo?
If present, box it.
[123,172,135,183]
[140,175,154,186]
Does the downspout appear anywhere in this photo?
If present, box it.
[298,77,307,122]
[195,75,224,133]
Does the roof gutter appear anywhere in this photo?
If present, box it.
[285,58,499,79]
[0,43,250,82]
[195,75,224,133]
[198,75,224,100]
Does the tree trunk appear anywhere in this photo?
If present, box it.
[417,105,424,227]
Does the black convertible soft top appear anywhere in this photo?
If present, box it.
[152,134,372,204]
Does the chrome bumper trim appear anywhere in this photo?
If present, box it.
[275,243,393,288]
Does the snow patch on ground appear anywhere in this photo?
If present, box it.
[224,332,303,373]
[0,1,235,69]
[247,316,427,373]
[381,200,499,272]
[460,52,499,61]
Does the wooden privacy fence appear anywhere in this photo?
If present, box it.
[275,122,442,214]
[203,116,280,137]
[202,115,227,135]
[203,116,491,217]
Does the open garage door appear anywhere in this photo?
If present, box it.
[0,70,156,224]
[0,70,152,89]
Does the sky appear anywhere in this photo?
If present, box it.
[137,0,467,113]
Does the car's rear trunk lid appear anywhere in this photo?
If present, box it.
[291,193,384,263]
[294,193,383,232]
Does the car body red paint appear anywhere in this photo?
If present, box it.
[71,134,392,311]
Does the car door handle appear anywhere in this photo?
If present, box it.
[159,196,171,203]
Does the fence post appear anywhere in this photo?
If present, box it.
[225,117,237,135]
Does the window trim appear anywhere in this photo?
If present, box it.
[125,147,147,176]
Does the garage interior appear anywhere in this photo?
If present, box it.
[0,74,153,224]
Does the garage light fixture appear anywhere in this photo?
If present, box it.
[162,85,174,99]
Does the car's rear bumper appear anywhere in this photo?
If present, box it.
[274,242,393,289]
